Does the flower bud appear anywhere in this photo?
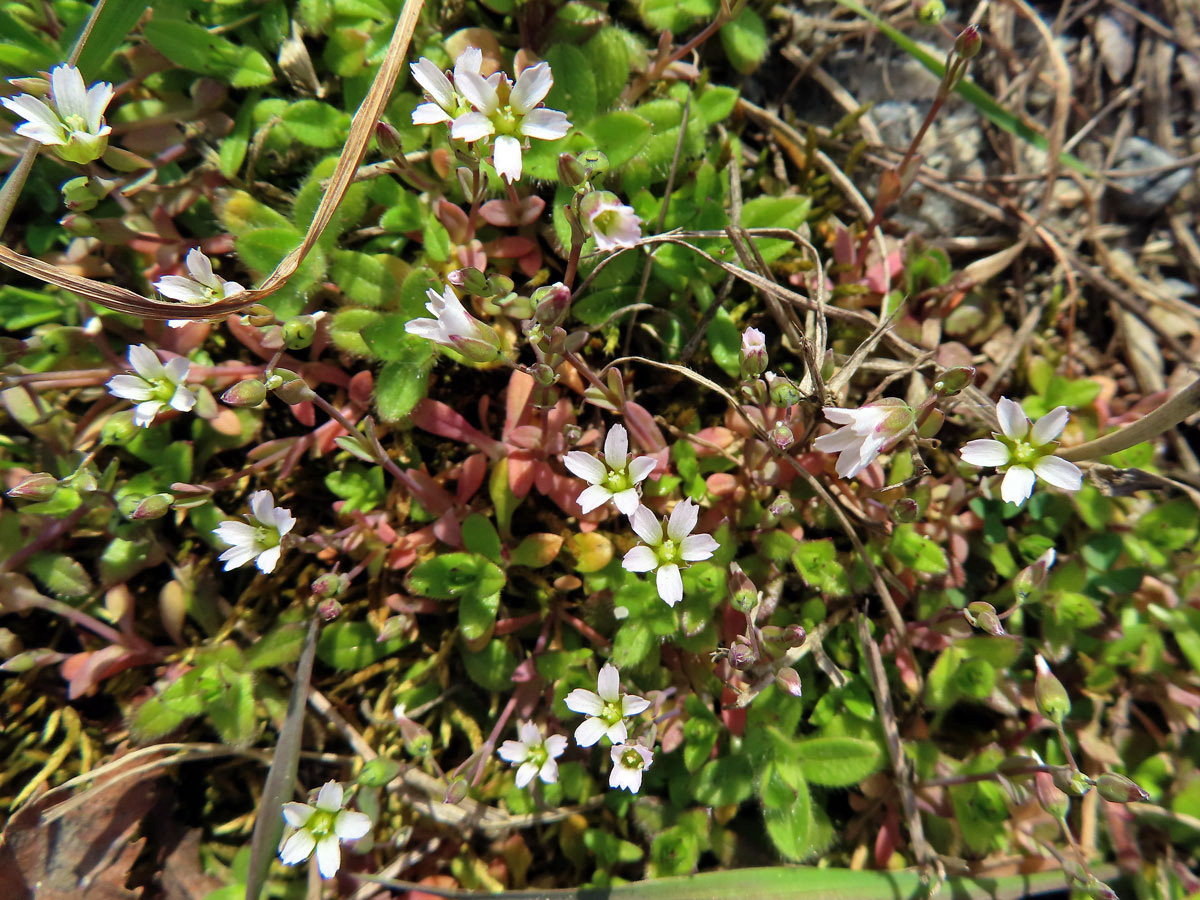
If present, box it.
[932,365,976,396]
[563,423,583,445]
[954,24,982,60]
[444,778,470,804]
[375,121,403,157]
[7,473,59,501]
[761,624,806,653]
[558,152,587,187]
[1014,548,1056,603]
[728,639,757,671]
[282,315,320,350]
[917,408,944,439]
[964,601,1005,636]
[1051,766,1093,797]
[768,494,794,519]
[448,267,489,295]
[533,282,572,329]
[770,421,794,451]
[775,666,803,697]
[768,374,801,408]
[317,598,343,621]
[0,648,68,673]
[1096,773,1150,803]
[221,379,268,408]
[577,148,609,181]
[528,363,556,387]
[892,498,920,523]
[1035,770,1070,821]
[916,0,946,24]
[61,213,96,236]
[1034,654,1070,726]
[1082,877,1118,900]
[312,572,348,598]
[738,326,768,378]
[101,410,140,445]
[268,369,315,404]
[728,563,758,614]
[61,175,113,211]
[128,493,171,520]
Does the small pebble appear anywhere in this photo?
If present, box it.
[1112,136,1194,217]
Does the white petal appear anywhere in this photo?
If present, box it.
[250,490,276,524]
[563,451,606,484]
[520,108,570,140]
[410,58,455,109]
[656,564,683,606]
[3,94,65,142]
[405,318,445,341]
[154,275,208,302]
[510,62,553,112]
[498,739,529,763]
[564,688,603,716]
[334,810,372,840]
[457,70,498,114]
[412,101,453,125]
[538,757,559,784]
[959,439,1011,467]
[1031,406,1070,445]
[822,407,862,426]
[596,663,620,702]
[279,830,315,865]
[1033,455,1083,491]
[573,716,607,747]
[996,397,1030,440]
[667,499,699,541]
[609,765,635,792]
[282,802,315,827]
[315,781,343,811]
[493,134,522,183]
[680,533,719,561]
[629,505,663,546]
[611,488,640,515]
[273,508,297,536]
[127,343,164,380]
[185,248,219,288]
[84,81,113,131]
[106,374,154,402]
[133,401,162,427]
[628,456,656,485]
[213,520,259,546]
[577,484,613,514]
[812,427,860,454]
[604,424,629,470]
[621,694,650,716]
[168,385,197,412]
[450,111,494,142]
[163,356,191,384]
[453,47,483,82]
[544,734,568,758]
[605,719,628,745]
[517,720,541,744]
[13,119,65,144]
[50,65,87,122]
[1000,465,1036,505]
[515,761,538,788]
[621,545,659,573]
[256,546,281,574]
[218,544,260,570]
[314,835,340,878]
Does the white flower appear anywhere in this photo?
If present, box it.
[739,326,768,376]
[609,743,653,793]
[278,780,372,879]
[452,60,571,183]
[154,248,245,304]
[562,424,656,515]
[581,191,642,251]
[106,343,197,427]
[213,490,296,573]
[497,721,568,788]
[404,285,503,363]
[811,399,915,479]
[564,663,650,747]
[2,64,113,164]
[409,48,491,126]
[622,500,720,607]
[959,397,1083,506]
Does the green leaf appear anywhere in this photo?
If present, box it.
[219,94,258,179]
[461,514,503,564]
[510,534,563,568]
[408,552,506,601]
[759,756,813,862]
[720,6,768,74]
[1134,499,1199,552]
[791,539,850,596]
[543,44,597,126]
[586,111,653,170]
[130,696,190,742]
[27,553,93,599]
[649,826,701,878]
[208,669,257,746]
[612,619,658,671]
[460,639,518,691]
[890,524,948,574]
[244,623,306,670]
[706,307,741,377]
[330,308,383,357]
[949,779,1009,854]
[693,755,754,806]
[741,195,812,263]
[795,736,886,787]
[584,28,632,112]
[142,17,274,87]
[330,250,394,307]
[317,620,410,670]
[236,227,304,277]
[460,591,500,646]
[73,1,148,81]
[696,85,739,128]
[422,217,451,263]
[358,758,402,788]
[324,465,386,513]
[282,100,349,148]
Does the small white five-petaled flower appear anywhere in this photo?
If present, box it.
[497,721,568,788]
[959,397,1083,505]
[155,248,245,304]
[410,47,486,126]
[811,399,916,479]
[2,64,113,164]
[404,285,503,363]
[580,191,642,252]
[278,780,372,879]
[609,742,654,794]
[564,663,650,747]
[563,423,656,515]
[213,490,296,573]
[106,343,197,428]
[622,499,720,607]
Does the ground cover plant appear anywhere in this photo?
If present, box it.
[1,0,1199,898]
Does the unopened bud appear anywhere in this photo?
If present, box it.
[61,213,96,236]
[268,370,315,405]
[770,421,794,451]
[768,494,794,519]
[448,267,489,295]
[533,282,572,329]
[577,148,609,181]
[282,314,320,350]
[892,498,920,523]
[1051,766,1093,797]
[444,778,470,804]
[964,601,1005,636]
[101,410,140,445]
[768,374,801,408]
[932,365,975,396]
[739,327,768,378]
[317,598,343,621]
[375,121,403,157]
[1082,876,1118,900]
[917,408,944,439]
[128,493,171,520]
[761,624,807,649]
[916,0,946,24]
[1014,547,1056,603]
[61,175,113,211]
[0,648,68,673]
[728,639,757,670]
[954,24,982,60]
[487,273,515,297]
[7,473,58,501]
[563,423,583,445]
[1035,770,1070,820]
[1034,654,1070,725]
[378,613,414,642]
[1096,773,1150,803]
[221,379,268,408]
[775,666,803,697]
[528,363,556,387]
[558,152,587,187]
[312,572,348,597]
[728,563,758,614]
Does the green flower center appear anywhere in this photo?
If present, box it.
[656,538,679,566]
[493,107,520,136]
[604,468,632,492]
[620,748,643,769]
[1010,440,1039,465]
[306,809,337,839]
[151,380,177,403]
[527,745,548,768]
[601,700,623,724]
[593,209,620,234]
[63,113,89,133]
[254,524,281,547]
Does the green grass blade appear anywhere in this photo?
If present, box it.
[71,0,148,80]
[832,0,1092,176]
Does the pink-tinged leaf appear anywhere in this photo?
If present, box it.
[623,401,665,453]
[62,645,161,699]
[411,399,505,457]
[706,472,739,498]
[485,235,538,258]
[719,685,746,736]
[874,803,900,869]
[457,452,488,503]
[349,370,374,405]
[865,249,903,294]
[504,369,536,437]
[432,509,462,547]
[690,426,738,455]
[387,525,436,569]
[436,199,470,243]
[517,248,542,277]
[478,195,545,227]
[544,399,575,453]
[291,400,316,427]
[833,226,854,266]
[401,467,456,515]
[456,240,487,271]
[506,424,544,451]
[508,454,537,498]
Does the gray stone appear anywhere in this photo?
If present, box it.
[1112,137,1194,217]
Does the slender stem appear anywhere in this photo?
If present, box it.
[1059,376,1200,462]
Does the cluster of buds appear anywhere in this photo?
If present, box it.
[560,150,643,252]
[715,564,806,698]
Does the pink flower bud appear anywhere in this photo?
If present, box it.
[954,24,982,59]
[739,327,768,378]
[7,472,59,501]
[775,666,803,697]
[221,379,268,408]
[1096,773,1149,803]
